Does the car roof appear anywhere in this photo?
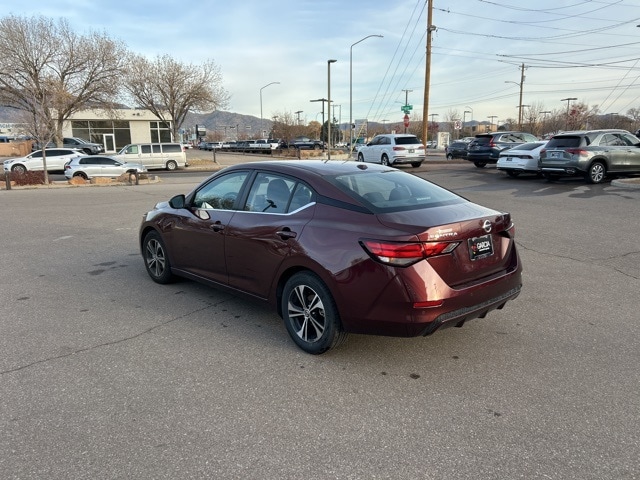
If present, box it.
[552,129,631,136]
[223,160,393,177]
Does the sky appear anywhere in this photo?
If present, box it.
[8,0,640,128]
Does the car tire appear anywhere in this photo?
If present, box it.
[73,172,88,180]
[506,171,520,177]
[142,230,175,284]
[281,271,347,355]
[166,160,178,171]
[11,164,27,175]
[446,153,453,160]
[543,173,559,181]
[313,144,320,150]
[381,154,390,166]
[473,162,487,168]
[587,161,606,184]
[357,153,364,162]
[411,162,422,168]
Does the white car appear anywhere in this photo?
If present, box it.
[3,148,83,174]
[356,134,425,168]
[496,141,548,177]
[64,155,146,179]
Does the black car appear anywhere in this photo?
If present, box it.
[445,141,469,160]
[466,131,538,167]
[291,137,324,150]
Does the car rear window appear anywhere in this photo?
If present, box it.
[394,136,421,145]
[471,136,491,145]
[512,142,546,151]
[327,170,465,213]
[545,136,583,148]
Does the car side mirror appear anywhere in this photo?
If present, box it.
[169,194,186,209]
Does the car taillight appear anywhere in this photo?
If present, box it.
[393,146,405,151]
[566,148,589,157]
[540,149,546,155]
[489,140,496,147]
[360,240,459,267]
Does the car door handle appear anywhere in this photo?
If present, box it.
[210,221,225,232]
[276,228,297,240]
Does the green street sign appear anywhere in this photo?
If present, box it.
[401,104,413,112]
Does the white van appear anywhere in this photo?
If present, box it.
[114,143,187,170]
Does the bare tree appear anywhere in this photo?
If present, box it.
[124,54,229,141]
[0,15,128,146]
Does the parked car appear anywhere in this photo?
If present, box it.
[445,141,469,160]
[3,148,83,174]
[113,143,187,171]
[538,129,640,184]
[496,141,548,177]
[139,160,523,354]
[466,131,538,167]
[291,137,324,150]
[64,155,146,179]
[356,133,425,167]
[32,137,104,155]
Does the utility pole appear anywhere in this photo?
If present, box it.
[516,63,526,129]
[422,0,434,146]
[294,111,303,125]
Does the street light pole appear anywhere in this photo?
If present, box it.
[294,110,303,125]
[350,34,383,153]
[561,97,577,130]
[327,59,337,160]
[310,98,328,145]
[465,106,474,135]
[487,115,497,131]
[260,82,280,138]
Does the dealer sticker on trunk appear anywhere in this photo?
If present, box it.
[468,234,494,260]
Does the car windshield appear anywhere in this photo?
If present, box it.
[327,169,465,213]
[546,136,582,148]
[395,136,421,145]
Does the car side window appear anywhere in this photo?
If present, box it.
[141,145,152,154]
[193,171,249,210]
[244,173,294,213]
[125,145,139,154]
[600,134,624,146]
[617,133,638,146]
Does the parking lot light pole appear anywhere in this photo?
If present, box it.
[350,34,383,153]
[260,82,280,138]
[561,97,577,130]
[327,59,337,160]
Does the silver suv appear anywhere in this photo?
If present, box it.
[64,155,146,179]
[539,129,640,184]
[356,134,425,167]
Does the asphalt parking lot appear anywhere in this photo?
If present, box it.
[1,161,639,479]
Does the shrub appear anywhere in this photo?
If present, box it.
[8,170,46,186]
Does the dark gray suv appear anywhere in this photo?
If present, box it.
[466,131,538,168]
[539,129,640,184]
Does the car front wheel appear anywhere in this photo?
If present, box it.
[381,154,390,166]
[281,272,347,354]
[357,153,364,162]
[73,172,88,180]
[11,164,27,175]
[142,231,175,284]
[474,161,487,168]
[587,161,606,184]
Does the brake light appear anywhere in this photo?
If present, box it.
[393,146,406,151]
[566,148,589,157]
[361,240,459,267]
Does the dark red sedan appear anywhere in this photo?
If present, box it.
[140,160,522,354]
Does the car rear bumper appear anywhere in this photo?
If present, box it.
[540,165,583,176]
[418,284,522,336]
